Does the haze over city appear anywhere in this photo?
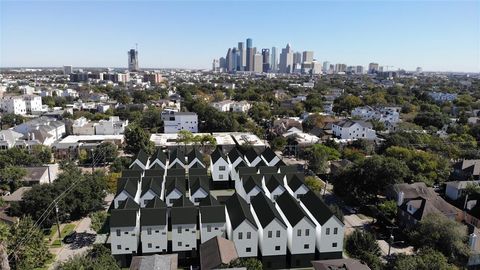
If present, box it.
[1,0,479,72]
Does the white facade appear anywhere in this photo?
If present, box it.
[95,116,128,135]
[251,207,287,256]
[226,212,258,257]
[72,117,95,135]
[140,190,162,208]
[275,207,316,255]
[111,222,140,255]
[162,112,198,133]
[23,95,43,114]
[210,155,230,182]
[200,221,226,244]
[114,188,141,209]
[332,120,377,140]
[189,188,208,205]
[165,189,183,207]
[1,96,27,115]
[351,106,400,131]
[141,224,168,253]
[171,223,197,252]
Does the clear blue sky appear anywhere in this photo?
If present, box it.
[1,0,479,72]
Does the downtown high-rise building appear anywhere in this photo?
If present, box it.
[322,61,330,73]
[128,48,139,72]
[335,63,347,73]
[279,43,293,73]
[232,47,238,72]
[356,65,364,74]
[293,52,302,65]
[63,65,73,75]
[238,42,246,71]
[261,48,270,73]
[212,59,220,72]
[368,63,379,74]
[253,53,262,73]
[246,38,254,71]
[226,48,234,72]
[302,51,314,63]
[271,47,278,73]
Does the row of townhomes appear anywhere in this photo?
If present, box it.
[110,147,344,269]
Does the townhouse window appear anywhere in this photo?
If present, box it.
[155,230,159,233]
[207,225,211,232]
[334,228,338,235]
[247,232,251,239]
[219,166,226,171]
[297,229,301,236]
[116,229,121,236]
[268,231,272,238]
[177,227,182,233]
[246,247,251,252]
[162,232,166,235]
[125,248,129,251]
[147,228,152,235]
[332,242,338,247]
[178,242,182,246]
[275,246,281,251]
[185,228,189,232]
[276,230,280,237]
[326,228,330,235]
[186,244,190,247]
[305,229,310,236]
[148,243,152,248]
[156,246,160,249]
[238,232,243,239]
[304,244,309,249]
[117,245,121,250]
[124,232,128,235]
[219,174,224,179]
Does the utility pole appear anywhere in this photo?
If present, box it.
[54,202,62,239]
[91,149,95,174]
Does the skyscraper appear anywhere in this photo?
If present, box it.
[356,65,364,74]
[261,48,270,73]
[293,52,302,65]
[212,59,219,72]
[246,38,254,71]
[226,48,234,72]
[238,42,246,71]
[279,44,293,73]
[322,61,330,73]
[368,63,379,74]
[271,47,278,73]
[231,47,238,72]
[128,48,139,72]
[253,53,262,73]
[302,51,314,63]
[63,65,73,75]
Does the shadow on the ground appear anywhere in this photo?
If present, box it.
[69,232,96,249]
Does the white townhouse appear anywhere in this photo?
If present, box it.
[95,116,128,135]
[250,193,288,267]
[243,148,262,167]
[168,149,186,169]
[300,191,344,259]
[199,195,226,243]
[1,96,27,115]
[148,149,168,170]
[236,174,263,204]
[110,198,141,255]
[188,175,209,205]
[260,148,281,167]
[331,119,377,140]
[139,177,163,207]
[140,197,168,254]
[23,95,43,114]
[275,192,316,268]
[114,177,141,209]
[162,111,198,133]
[230,160,248,183]
[228,148,245,177]
[187,148,205,169]
[263,174,287,201]
[285,173,309,199]
[164,176,186,207]
[210,147,230,182]
[129,150,150,170]
[225,193,258,258]
[170,196,198,252]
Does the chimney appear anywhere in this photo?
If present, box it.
[397,191,404,206]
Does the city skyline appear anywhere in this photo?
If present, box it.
[1,1,479,72]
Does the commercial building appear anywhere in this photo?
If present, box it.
[262,48,270,73]
[128,48,139,72]
[253,54,263,73]
[279,44,293,74]
[368,62,379,74]
[302,51,314,63]
[63,65,73,75]
[271,47,278,73]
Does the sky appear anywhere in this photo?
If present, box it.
[0,0,479,72]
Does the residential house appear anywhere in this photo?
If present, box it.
[243,148,262,167]
[446,180,480,201]
[130,254,177,270]
[13,117,66,146]
[331,119,377,140]
[170,196,198,253]
[250,193,288,268]
[210,147,229,182]
[261,148,281,167]
[139,177,163,207]
[199,195,226,243]
[225,193,258,258]
[21,166,52,185]
[300,191,344,259]
[162,111,198,133]
[285,173,309,199]
[72,117,95,135]
[110,198,141,255]
[1,96,26,115]
[164,177,186,207]
[200,236,238,270]
[189,175,209,205]
[0,130,24,149]
[148,149,168,170]
[140,197,168,254]
[114,177,141,209]
[227,148,245,182]
[275,192,316,268]
[129,150,150,171]
[168,149,186,169]
[95,116,128,135]
[263,174,287,201]
[187,148,205,169]
[236,174,263,204]
[351,106,401,131]
[452,160,480,181]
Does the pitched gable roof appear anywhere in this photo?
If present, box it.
[233,160,248,171]
[265,174,285,192]
[251,192,286,228]
[286,173,306,191]
[167,168,185,176]
[300,191,339,225]
[189,175,210,194]
[134,149,149,166]
[149,148,167,166]
[169,148,185,164]
[261,147,278,162]
[238,167,258,179]
[141,177,162,197]
[144,169,165,177]
[225,193,257,230]
[141,197,167,226]
[188,148,204,164]
[258,166,279,174]
[122,169,143,178]
[243,175,263,193]
[111,198,139,227]
[165,177,185,195]
[276,192,312,226]
[200,236,238,270]
[172,195,194,207]
[171,196,197,225]
[200,205,226,224]
[227,148,243,162]
[243,148,259,163]
[189,168,208,176]
[211,147,227,163]
[278,165,297,174]
[199,194,220,206]
[116,177,139,197]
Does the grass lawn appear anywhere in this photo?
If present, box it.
[61,223,76,238]
[50,239,62,248]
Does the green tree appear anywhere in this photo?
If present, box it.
[124,125,155,155]
[110,157,132,173]
[94,142,118,163]
[389,248,451,270]
[58,244,120,270]
[0,166,26,192]
[225,258,263,270]
[305,176,324,193]
[306,144,341,175]
[271,136,287,151]
[345,230,382,270]
[378,200,397,220]
[31,145,52,164]
[0,114,25,128]
[333,95,363,114]
[89,211,108,233]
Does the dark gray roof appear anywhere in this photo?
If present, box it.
[211,147,227,163]
[233,160,248,171]
[243,148,259,163]
[130,163,144,171]
[261,148,278,162]
[141,197,167,226]
[169,148,185,164]
[238,167,258,179]
[199,195,220,206]
[189,168,208,176]
[122,169,143,178]
[171,196,197,225]
[144,169,165,177]
[254,159,268,168]
[258,166,278,174]
[118,197,140,209]
[265,174,285,192]
[169,162,185,170]
[189,162,205,169]
[300,191,338,225]
[286,173,306,191]
[189,175,210,194]
[279,165,297,174]
[275,159,287,167]
[111,198,139,227]
[188,148,204,164]
[149,148,167,166]
[276,192,312,226]
[167,168,185,176]
[130,254,178,270]
[243,175,263,193]
[21,167,48,182]
[165,177,185,195]
[225,193,257,230]
[116,177,139,197]
[134,150,149,166]
[251,193,286,228]
[141,177,163,197]
[335,119,373,129]
[227,148,243,163]
[200,205,226,223]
